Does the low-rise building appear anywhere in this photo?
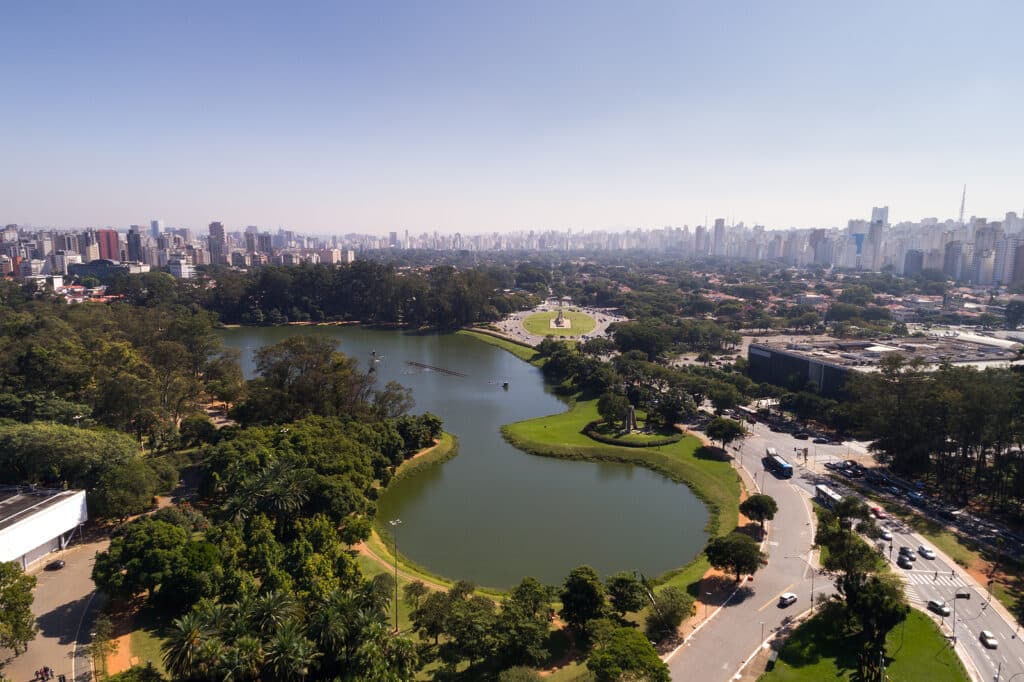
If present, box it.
[0,486,88,569]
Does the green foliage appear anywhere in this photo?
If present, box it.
[605,572,647,618]
[597,392,631,431]
[739,493,778,530]
[498,667,544,682]
[0,561,37,654]
[644,586,694,642]
[106,664,167,682]
[586,626,670,682]
[705,416,746,449]
[560,565,607,633]
[704,532,766,582]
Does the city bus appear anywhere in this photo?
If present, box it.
[737,406,758,423]
[815,484,843,510]
[763,454,794,478]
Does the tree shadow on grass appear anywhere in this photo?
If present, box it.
[694,445,730,462]
[775,602,858,677]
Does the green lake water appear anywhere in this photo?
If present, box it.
[218,326,708,588]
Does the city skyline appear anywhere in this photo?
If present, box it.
[2,1,1023,231]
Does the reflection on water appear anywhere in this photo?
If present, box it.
[219,327,708,588]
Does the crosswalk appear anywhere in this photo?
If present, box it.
[900,570,964,587]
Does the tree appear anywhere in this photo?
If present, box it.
[705,532,766,582]
[1005,300,1024,329]
[411,591,450,644]
[597,392,631,431]
[705,417,746,450]
[605,572,646,618]
[440,594,496,668]
[586,626,670,682]
[0,561,37,654]
[92,518,190,600]
[739,494,778,532]
[846,576,909,682]
[644,586,694,642]
[495,577,553,667]
[560,565,607,633]
[402,580,429,613]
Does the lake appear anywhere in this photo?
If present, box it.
[218,326,708,589]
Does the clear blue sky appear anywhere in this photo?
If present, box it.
[2,1,1022,233]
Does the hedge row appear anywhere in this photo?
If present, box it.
[581,421,683,448]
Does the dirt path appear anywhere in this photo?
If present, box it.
[355,537,449,592]
[106,632,135,675]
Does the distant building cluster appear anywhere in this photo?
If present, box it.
[4,203,1024,289]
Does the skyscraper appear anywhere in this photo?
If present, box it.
[208,221,226,264]
[127,225,144,262]
[870,206,889,226]
[96,229,120,261]
[903,249,924,277]
[150,219,163,239]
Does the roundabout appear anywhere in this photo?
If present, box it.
[522,309,597,337]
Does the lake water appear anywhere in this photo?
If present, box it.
[218,326,708,589]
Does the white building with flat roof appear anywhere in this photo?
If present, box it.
[0,487,87,569]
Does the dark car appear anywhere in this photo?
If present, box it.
[794,432,810,440]
[44,559,66,571]
[813,437,831,445]
[897,556,913,569]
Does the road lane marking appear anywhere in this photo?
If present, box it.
[758,583,796,612]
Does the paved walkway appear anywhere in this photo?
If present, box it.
[2,537,109,682]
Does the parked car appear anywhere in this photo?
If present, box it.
[918,546,936,560]
[824,461,842,471]
[44,559,65,571]
[813,437,831,445]
[927,599,951,617]
[779,593,798,607]
[794,432,810,440]
[980,630,999,649]
[870,506,887,519]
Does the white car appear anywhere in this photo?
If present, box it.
[779,593,798,607]
[918,546,936,560]
[927,599,951,617]
[980,630,998,649]
[880,530,893,541]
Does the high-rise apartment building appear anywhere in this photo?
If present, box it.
[150,219,163,239]
[96,229,120,261]
[871,206,889,226]
[208,221,226,264]
[903,249,924,277]
[127,226,144,262]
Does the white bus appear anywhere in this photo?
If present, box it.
[815,484,842,510]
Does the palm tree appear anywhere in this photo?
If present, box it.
[163,611,207,680]
[264,620,320,681]
[251,590,300,637]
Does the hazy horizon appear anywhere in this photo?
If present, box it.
[2,1,1022,233]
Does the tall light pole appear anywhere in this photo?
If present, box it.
[787,555,816,608]
[389,518,402,633]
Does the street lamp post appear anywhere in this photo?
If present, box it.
[787,555,817,608]
[760,621,765,647]
[389,518,402,633]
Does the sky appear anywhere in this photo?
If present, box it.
[2,1,1022,234]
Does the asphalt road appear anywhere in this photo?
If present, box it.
[667,425,835,681]
[751,422,1024,682]
[2,538,108,682]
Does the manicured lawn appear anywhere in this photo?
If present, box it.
[761,608,967,681]
[523,311,597,337]
[124,605,171,676]
[503,398,742,592]
[456,329,541,363]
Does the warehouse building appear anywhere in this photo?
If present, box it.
[0,486,88,569]
[748,332,1024,398]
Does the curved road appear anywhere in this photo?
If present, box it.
[667,422,831,680]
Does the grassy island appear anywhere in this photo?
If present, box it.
[523,310,597,337]
[502,398,742,592]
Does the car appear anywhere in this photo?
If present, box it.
[927,599,951,617]
[794,432,810,440]
[813,437,831,445]
[980,630,999,649]
[918,546,936,560]
[880,530,893,541]
[824,461,842,471]
[870,506,887,519]
[897,556,913,569]
[779,593,798,607]
[44,559,65,571]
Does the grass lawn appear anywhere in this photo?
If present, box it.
[503,398,741,593]
[455,329,540,363]
[392,432,459,482]
[761,608,967,682]
[126,605,171,676]
[587,421,682,446]
[523,311,597,337]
